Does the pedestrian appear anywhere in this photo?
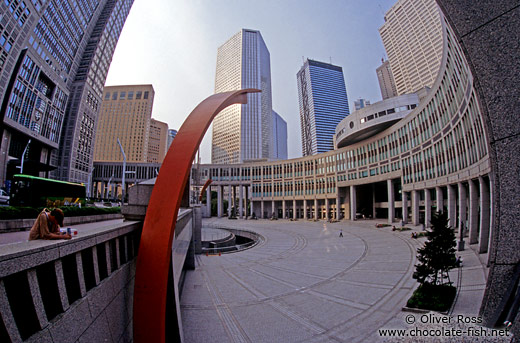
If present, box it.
[339,229,343,237]
[28,208,71,240]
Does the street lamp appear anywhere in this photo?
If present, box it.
[20,139,31,174]
[117,138,126,203]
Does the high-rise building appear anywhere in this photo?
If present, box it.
[379,0,442,96]
[297,59,350,156]
[147,118,168,163]
[376,59,398,100]
[167,129,178,150]
[212,29,274,164]
[93,85,155,163]
[0,0,134,187]
[272,110,287,160]
[354,98,371,111]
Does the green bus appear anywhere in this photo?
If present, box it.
[9,174,86,207]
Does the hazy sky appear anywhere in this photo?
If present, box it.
[105,0,397,163]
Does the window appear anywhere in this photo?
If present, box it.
[120,91,126,100]
[112,92,117,100]
[136,91,142,99]
[128,91,133,100]
[144,91,149,99]
[104,92,110,100]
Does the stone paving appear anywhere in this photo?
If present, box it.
[180,218,507,343]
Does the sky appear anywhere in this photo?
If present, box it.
[105,0,398,163]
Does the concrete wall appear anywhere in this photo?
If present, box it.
[436,0,520,334]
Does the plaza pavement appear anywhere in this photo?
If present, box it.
[180,218,498,343]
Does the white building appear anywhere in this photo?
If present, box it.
[379,0,443,96]
[212,29,274,164]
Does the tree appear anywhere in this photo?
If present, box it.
[413,211,457,286]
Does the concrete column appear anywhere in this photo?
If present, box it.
[239,185,243,219]
[228,185,233,217]
[447,184,456,229]
[261,201,264,219]
[411,190,420,226]
[217,186,223,217]
[271,201,275,218]
[325,198,329,220]
[388,179,395,224]
[436,186,444,214]
[424,189,431,227]
[344,189,350,220]
[303,199,307,220]
[282,200,286,219]
[402,191,408,224]
[314,198,318,219]
[293,200,297,219]
[336,194,341,220]
[372,184,376,219]
[350,185,356,221]
[458,182,467,238]
[249,186,253,217]
[468,179,479,244]
[478,177,490,253]
[206,186,211,217]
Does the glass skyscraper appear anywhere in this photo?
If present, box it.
[0,0,133,187]
[297,59,350,156]
[212,29,274,164]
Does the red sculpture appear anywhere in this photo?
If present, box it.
[133,89,260,342]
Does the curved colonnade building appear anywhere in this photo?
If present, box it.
[194,12,492,255]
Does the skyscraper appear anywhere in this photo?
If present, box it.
[379,0,442,96]
[354,98,371,111]
[147,118,168,163]
[167,129,178,150]
[376,59,398,100]
[0,0,134,187]
[297,59,350,156]
[272,110,288,160]
[94,85,155,163]
[212,29,274,164]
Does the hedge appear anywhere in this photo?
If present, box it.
[0,206,121,220]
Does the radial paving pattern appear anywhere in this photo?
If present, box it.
[181,219,422,342]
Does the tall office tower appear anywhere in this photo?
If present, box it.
[354,98,371,111]
[379,0,442,96]
[212,29,273,164]
[0,0,134,187]
[147,118,168,163]
[167,129,177,150]
[272,110,288,160]
[297,59,350,156]
[93,85,155,163]
[376,59,398,99]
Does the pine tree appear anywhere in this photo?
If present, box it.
[413,211,457,286]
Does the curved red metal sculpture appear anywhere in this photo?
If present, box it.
[133,89,260,342]
[199,178,213,202]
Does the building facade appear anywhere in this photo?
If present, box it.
[193,14,493,259]
[376,59,398,100]
[147,118,168,163]
[212,29,274,164]
[93,85,155,163]
[0,0,134,188]
[297,59,350,156]
[167,129,178,150]
[379,0,442,96]
[354,98,371,111]
[272,110,287,160]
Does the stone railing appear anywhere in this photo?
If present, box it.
[0,220,142,342]
[0,213,124,233]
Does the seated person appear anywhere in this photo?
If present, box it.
[29,208,71,240]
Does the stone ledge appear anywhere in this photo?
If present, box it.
[0,213,124,233]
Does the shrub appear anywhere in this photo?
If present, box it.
[406,283,456,312]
